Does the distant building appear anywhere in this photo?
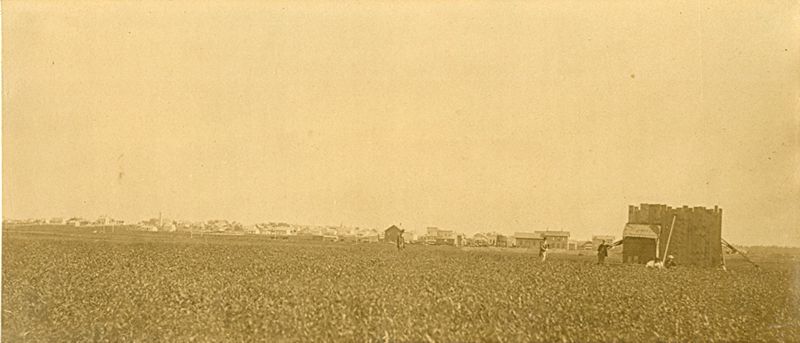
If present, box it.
[418,227,459,245]
[264,227,291,239]
[94,216,122,226]
[207,220,231,232]
[243,225,259,234]
[95,216,111,226]
[335,227,351,236]
[514,232,543,249]
[160,222,177,232]
[420,235,437,245]
[358,234,379,243]
[324,227,338,236]
[49,217,65,225]
[472,233,490,246]
[339,235,359,243]
[535,231,570,249]
[472,232,504,247]
[66,217,84,227]
[567,240,579,250]
[140,225,158,232]
[143,218,162,228]
[435,230,456,246]
[175,221,193,231]
[495,234,509,247]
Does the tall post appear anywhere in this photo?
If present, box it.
[663,215,677,259]
[656,226,662,260]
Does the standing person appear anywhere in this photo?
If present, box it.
[396,229,405,250]
[597,240,611,264]
[539,238,549,262]
[664,255,677,268]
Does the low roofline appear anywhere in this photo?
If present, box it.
[534,231,570,237]
[514,232,543,239]
[622,223,661,239]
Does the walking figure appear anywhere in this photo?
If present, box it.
[597,240,611,264]
[539,238,549,262]
[396,229,405,250]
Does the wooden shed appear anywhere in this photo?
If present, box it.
[622,224,660,263]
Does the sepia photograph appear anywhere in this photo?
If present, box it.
[2,1,799,342]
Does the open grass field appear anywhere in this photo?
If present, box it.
[3,226,799,342]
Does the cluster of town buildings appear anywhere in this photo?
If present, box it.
[3,216,125,227]
[385,225,614,251]
[3,215,384,242]
[4,216,615,251]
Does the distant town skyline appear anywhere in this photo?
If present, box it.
[2,212,592,236]
[4,1,798,246]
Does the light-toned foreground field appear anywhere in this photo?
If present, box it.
[3,227,799,342]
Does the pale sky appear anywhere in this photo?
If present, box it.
[3,1,799,245]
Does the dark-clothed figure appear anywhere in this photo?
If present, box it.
[396,229,405,250]
[664,255,677,268]
[597,240,610,264]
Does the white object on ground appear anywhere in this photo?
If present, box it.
[645,260,664,269]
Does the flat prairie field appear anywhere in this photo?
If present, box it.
[3,227,799,342]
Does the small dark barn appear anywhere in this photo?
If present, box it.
[384,225,402,243]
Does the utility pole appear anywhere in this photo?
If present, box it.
[115,153,124,234]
